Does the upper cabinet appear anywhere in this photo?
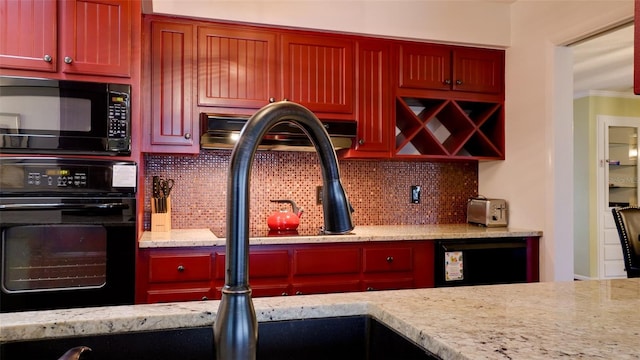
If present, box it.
[142,16,505,160]
[342,39,392,159]
[197,25,278,109]
[280,34,354,115]
[196,28,354,115]
[143,18,197,153]
[0,0,133,78]
[398,42,504,96]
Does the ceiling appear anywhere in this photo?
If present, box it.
[572,24,635,95]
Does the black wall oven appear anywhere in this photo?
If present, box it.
[0,158,137,312]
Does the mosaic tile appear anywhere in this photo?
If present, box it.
[143,151,478,232]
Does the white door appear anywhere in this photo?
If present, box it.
[597,115,640,279]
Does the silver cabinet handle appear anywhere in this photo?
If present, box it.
[444,79,451,85]
[386,256,394,263]
[184,133,192,140]
[177,265,185,272]
[295,291,303,295]
[456,80,463,85]
[43,54,52,63]
[64,56,73,64]
[358,139,365,145]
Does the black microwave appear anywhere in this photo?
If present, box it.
[0,76,131,156]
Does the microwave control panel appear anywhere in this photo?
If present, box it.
[107,86,130,152]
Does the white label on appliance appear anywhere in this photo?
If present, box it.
[112,164,137,188]
[445,251,464,281]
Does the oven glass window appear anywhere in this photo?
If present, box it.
[2,225,107,292]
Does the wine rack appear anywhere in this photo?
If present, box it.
[395,96,504,160]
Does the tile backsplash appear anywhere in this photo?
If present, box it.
[144,150,478,235]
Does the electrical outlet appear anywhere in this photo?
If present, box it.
[316,186,323,205]
[411,185,421,204]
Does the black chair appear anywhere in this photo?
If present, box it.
[611,207,640,278]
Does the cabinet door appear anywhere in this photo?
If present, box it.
[344,39,392,158]
[281,34,354,114]
[398,43,451,91]
[452,47,504,94]
[146,20,196,152]
[0,0,57,72]
[198,25,278,109]
[59,0,132,77]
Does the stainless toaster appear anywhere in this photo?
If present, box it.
[466,197,508,227]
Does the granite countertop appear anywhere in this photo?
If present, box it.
[139,224,543,248]
[1,279,639,359]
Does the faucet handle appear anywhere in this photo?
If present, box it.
[57,346,92,360]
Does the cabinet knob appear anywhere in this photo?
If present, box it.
[43,55,52,63]
[366,287,374,291]
[295,291,303,295]
[358,139,365,145]
[184,133,192,140]
[269,97,276,103]
[281,292,289,296]
[177,265,185,272]
[201,296,208,300]
[64,56,73,64]
[455,80,463,85]
[443,79,451,85]
[386,256,394,263]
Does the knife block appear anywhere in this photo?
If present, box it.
[151,196,171,232]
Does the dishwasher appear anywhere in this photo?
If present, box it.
[434,238,529,287]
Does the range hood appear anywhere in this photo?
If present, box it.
[200,113,357,151]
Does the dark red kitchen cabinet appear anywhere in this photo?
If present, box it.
[60,0,132,77]
[362,241,434,291]
[0,0,57,72]
[197,25,278,109]
[291,245,361,295]
[136,248,215,304]
[635,0,639,95]
[144,19,198,153]
[452,47,504,94]
[215,249,291,298]
[343,39,393,159]
[398,43,451,91]
[398,42,504,96]
[0,0,133,77]
[281,34,355,115]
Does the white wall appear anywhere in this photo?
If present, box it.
[146,0,636,282]
[145,0,511,47]
[480,1,633,282]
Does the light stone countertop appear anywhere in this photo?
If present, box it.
[1,279,639,359]
[139,224,542,248]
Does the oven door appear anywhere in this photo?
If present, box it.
[0,198,136,312]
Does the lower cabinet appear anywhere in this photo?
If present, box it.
[136,248,215,304]
[136,240,433,304]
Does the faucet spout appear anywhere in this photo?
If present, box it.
[214,101,354,360]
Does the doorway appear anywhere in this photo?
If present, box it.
[597,115,640,278]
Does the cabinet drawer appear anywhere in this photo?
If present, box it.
[292,280,361,295]
[363,247,413,273]
[364,277,415,291]
[148,253,212,283]
[147,287,212,303]
[293,248,360,275]
[215,250,290,279]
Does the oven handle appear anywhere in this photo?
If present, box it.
[0,203,130,211]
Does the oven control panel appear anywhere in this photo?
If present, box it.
[27,168,88,188]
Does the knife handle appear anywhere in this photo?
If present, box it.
[152,176,160,198]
